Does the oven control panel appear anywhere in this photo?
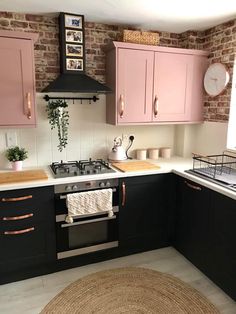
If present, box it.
[54,178,118,194]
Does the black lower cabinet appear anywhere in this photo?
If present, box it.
[206,191,236,300]
[174,176,210,273]
[119,174,175,254]
[174,175,236,301]
[0,186,56,284]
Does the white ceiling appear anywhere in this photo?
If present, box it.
[0,0,236,33]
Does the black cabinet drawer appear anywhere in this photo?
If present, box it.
[0,185,56,279]
[0,186,54,222]
[0,224,49,271]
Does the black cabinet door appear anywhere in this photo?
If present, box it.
[174,176,210,273]
[207,191,236,300]
[119,174,174,253]
[0,186,56,274]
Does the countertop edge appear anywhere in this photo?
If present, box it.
[0,157,236,201]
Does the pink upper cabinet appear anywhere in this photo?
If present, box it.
[0,31,38,127]
[152,52,192,122]
[106,41,209,125]
[117,48,154,123]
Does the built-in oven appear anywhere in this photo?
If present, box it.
[54,178,119,259]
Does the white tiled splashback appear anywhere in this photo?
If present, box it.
[0,94,176,169]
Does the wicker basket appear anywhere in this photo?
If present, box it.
[123,30,159,46]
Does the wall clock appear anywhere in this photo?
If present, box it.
[203,63,230,97]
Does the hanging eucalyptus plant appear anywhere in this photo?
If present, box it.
[46,99,69,152]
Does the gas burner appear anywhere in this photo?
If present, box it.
[50,159,116,178]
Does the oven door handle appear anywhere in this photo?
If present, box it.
[59,188,117,199]
[60,214,117,228]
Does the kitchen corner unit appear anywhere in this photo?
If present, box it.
[0,30,38,128]
[106,41,208,125]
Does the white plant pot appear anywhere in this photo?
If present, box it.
[12,161,23,171]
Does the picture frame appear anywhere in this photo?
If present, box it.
[65,14,83,29]
[66,44,83,57]
[66,58,83,71]
[59,12,85,74]
[65,29,83,43]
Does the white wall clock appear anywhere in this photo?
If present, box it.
[204,63,230,97]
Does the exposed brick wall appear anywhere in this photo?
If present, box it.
[179,30,205,50]
[0,12,180,90]
[0,11,235,122]
[202,20,236,122]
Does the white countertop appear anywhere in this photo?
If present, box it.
[1,157,236,200]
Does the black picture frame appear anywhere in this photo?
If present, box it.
[59,12,85,74]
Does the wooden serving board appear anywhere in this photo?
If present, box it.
[0,169,48,184]
[112,161,160,172]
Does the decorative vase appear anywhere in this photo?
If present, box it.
[12,161,23,171]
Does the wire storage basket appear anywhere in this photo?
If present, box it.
[192,151,236,180]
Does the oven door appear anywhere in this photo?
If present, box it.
[56,208,119,259]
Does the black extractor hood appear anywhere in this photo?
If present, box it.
[42,12,110,94]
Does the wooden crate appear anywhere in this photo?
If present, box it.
[123,30,159,46]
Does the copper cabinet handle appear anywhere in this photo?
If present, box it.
[121,181,126,206]
[26,92,32,119]
[154,95,158,117]
[2,213,33,221]
[1,195,33,202]
[184,181,202,191]
[4,227,35,235]
[119,94,125,118]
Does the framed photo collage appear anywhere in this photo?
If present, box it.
[59,12,85,73]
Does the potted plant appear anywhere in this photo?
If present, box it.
[5,146,28,171]
[46,99,69,152]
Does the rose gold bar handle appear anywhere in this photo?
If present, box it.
[1,195,33,202]
[26,92,32,119]
[121,181,126,206]
[4,227,35,235]
[3,213,34,221]
[184,181,202,191]
[154,96,158,118]
[119,94,125,118]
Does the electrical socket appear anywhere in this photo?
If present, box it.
[122,134,128,141]
[6,132,17,147]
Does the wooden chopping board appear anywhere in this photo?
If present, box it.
[0,169,48,184]
[112,161,160,172]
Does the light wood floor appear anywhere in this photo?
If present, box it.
[0,247,235,314]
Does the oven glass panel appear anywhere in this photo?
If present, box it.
[69,221,108,249]
[65,217,118,250]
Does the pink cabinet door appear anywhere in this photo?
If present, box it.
[117,48,154,123]
[153,52,193,122]
[0,37,36,127]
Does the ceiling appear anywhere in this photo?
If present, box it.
[0,0,236,33]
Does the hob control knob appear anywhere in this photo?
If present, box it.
[87,170,91,174]
[65,185,72,192]
[105,181,111,187]
[99,182,105,188]
[72,185,78,191]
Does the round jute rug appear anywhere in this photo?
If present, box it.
[40,267,219,314]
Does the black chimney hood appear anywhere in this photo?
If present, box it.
[42,12,111,94]
[42,73,111,93]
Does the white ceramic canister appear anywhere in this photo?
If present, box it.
[136,149,147,160]
[148,148,159,159]
[160,147,171,158]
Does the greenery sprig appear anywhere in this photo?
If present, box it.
[46,100,69,152]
